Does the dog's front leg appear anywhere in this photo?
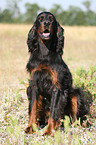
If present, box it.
[25,96,37,134]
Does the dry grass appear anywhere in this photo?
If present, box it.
[0,24,96,144]
[63,26,96,69]
[0,24,29,90]
[0,24,96,91]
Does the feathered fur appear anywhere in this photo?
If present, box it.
[25,12,89,135]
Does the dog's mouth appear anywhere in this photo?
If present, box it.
[40,29,51,40]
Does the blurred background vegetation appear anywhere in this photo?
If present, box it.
[0,0,96,25]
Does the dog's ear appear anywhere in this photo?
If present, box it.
[56,23,64,56]
[27,22,38,53]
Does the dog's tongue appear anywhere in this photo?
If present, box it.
[43,33,50,37]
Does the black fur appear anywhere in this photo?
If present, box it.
[25,12,89,133]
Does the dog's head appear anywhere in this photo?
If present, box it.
[35,12,57,40]
[27,11,64,55]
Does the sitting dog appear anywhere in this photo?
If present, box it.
[25,12,89,134]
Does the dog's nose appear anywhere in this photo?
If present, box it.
[44,21,50,26]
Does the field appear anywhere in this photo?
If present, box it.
[0,24,96,144]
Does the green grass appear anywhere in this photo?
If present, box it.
[0,24,96,144]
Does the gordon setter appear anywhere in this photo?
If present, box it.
[25,12,89,134]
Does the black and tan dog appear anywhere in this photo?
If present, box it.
[25,12,89,135]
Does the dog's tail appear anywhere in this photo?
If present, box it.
[73,88,89,117]
[73,88,92,127]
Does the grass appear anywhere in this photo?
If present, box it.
[0,24,96,144]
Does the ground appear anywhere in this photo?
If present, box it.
[0,24,96,144]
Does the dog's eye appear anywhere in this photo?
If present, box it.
[39,15,44,21]
[49,15,53,21]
